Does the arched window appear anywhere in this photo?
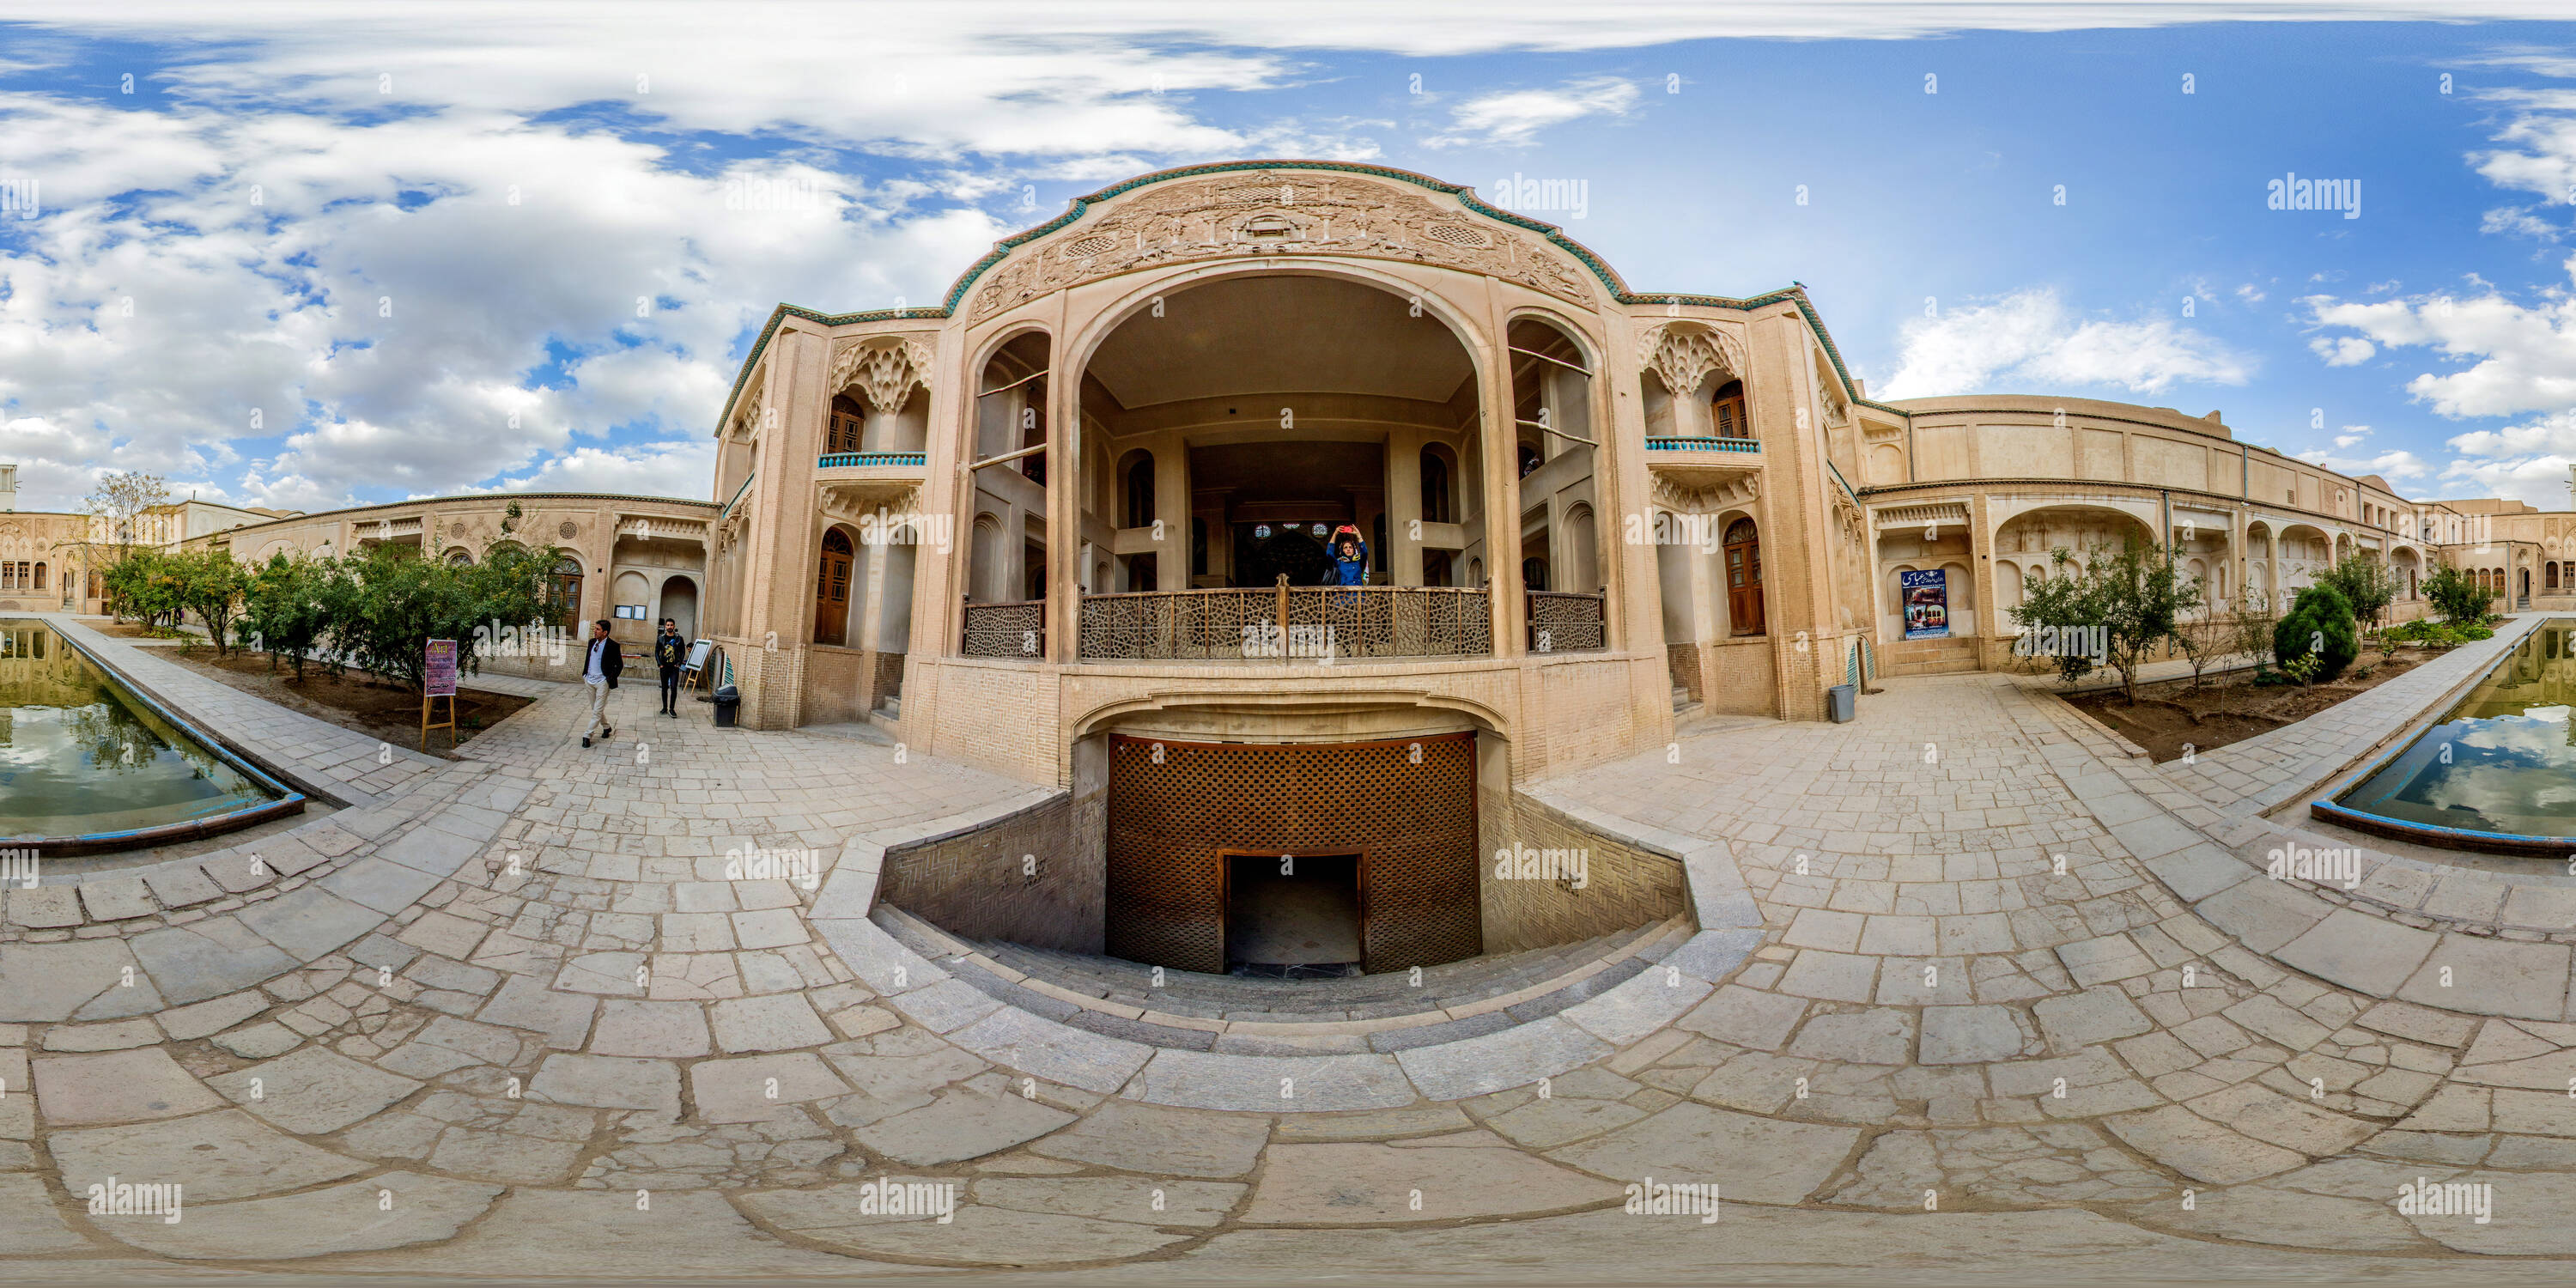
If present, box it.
[1564,505,1598,594]
[1420,447,1454,523]
[446,548,472,567]
[829,394,866,455]
[1711,380,1749,439]
[816,528,854,645]
[1123,453,1155,530]
[1723,518,1764,635]
[1517,443,1542,478]
[31,562,43,591]
[547,556,584,633]
[1522,557,1548,592]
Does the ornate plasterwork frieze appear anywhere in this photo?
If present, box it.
[1640,324,1748,398]
[968,171,1596,321]
[1649,470,1759,514]
[829,335,936,413]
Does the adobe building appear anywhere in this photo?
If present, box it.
[195,492,719,669]
[685,161,2500,978]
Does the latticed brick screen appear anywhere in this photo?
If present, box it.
[1104,732,1481,975]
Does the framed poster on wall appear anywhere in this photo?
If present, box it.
[1901,568,1950,640]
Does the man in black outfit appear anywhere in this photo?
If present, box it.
[654,617,686,717]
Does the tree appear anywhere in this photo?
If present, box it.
[238,552,329,677]
[319,539,564,690]
[2008,562,2097,688]
[2227,585,2283,707]
[173,548,249,657]
[2274,584,2360,685]
[2008,537,2202,704]
[101,547,189,631]
[2319,552,2397,629]
[2423,563,2490,625]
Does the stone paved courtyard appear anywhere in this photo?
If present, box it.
[9,612,2576,1283]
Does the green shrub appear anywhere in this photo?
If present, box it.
[2274,584,2360,683]
[2423,564,2492,625]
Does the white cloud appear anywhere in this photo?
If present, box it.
[1878,287,2253,399]
[2311,335,2378,366]
[1422,76,1639,149]
[2333,426,2372,448]
[2305,260,2576,419]
[2437,448,2576,510]
[499,440,717,500]
[2294,446,2428,480]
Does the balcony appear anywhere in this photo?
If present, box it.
[817,451,929,514]
[1525,591,1607,654]
[1642,436,1760,489]
[818,452,927,469]
[962,600,1045,659]
[1078,584,1492,661]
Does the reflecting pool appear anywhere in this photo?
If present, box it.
[2328,621,2576,848]
[0,620,288,845]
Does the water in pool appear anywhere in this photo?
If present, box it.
[0,620,276,839]
[2339,621,2576,840]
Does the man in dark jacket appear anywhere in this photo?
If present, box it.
[580,619,623,748]
[653,618,686,717]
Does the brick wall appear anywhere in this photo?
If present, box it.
[1476,790,1687,954]
[877,791,1097,951]
[800,644,870,726]
[1699,636,1776,714]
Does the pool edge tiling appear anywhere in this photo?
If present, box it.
[2,622,304,856]
[2314,617,2576,856]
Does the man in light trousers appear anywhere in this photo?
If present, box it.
[580,618,623,748]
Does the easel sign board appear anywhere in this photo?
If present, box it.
[421,638,459,750]
[425,640,459,696]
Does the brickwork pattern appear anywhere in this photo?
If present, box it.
[1478,790,1688,954]
[878,792,1094,951]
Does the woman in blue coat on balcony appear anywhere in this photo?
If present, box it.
[1325,526,1369,586]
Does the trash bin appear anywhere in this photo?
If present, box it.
[1827,683,1857,723]
[712,684,741,728]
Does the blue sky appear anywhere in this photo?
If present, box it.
[2,3,2573,513]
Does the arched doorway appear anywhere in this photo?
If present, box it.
[547,556,584,634]
[815,528,854,646]
[659,574,698,641]
[1724,518,1764,635]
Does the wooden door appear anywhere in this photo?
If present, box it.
[815,529,853,645]
[1724,519,1764,635]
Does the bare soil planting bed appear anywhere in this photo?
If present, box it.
[159,646,534,756]
[2067,649,2439,762]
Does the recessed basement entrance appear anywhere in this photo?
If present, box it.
[1223,851,1362,976]
[1105,732,1482,975]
